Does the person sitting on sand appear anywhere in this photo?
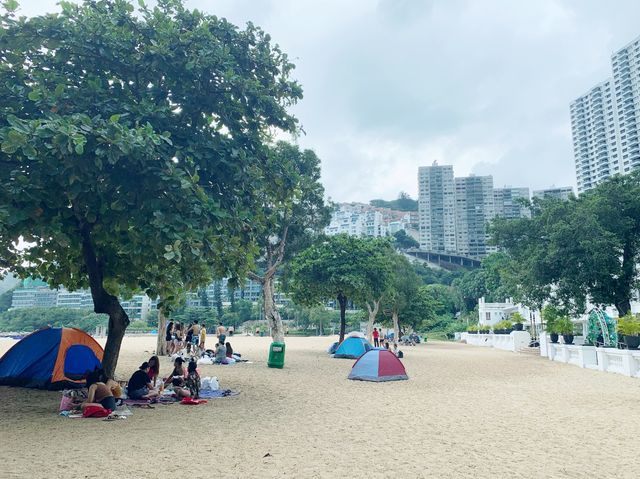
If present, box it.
[128,362,160,400]
[147,355,160,387]
[226,342,234,358]
[215,342,227,364]
[82,369,116,413]
[185,359,200,399]
[165,357,190,398]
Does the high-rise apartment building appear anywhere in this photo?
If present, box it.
[571,80,621,192]
[418,164,456,252]
[493,187,530,219]
[612,37,640,175]
[532,186,574,201]
[572,35,640,193]
[454,175,496,258]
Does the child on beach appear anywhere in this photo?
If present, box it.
[185,359,200,399]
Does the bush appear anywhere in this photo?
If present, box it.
[617,313,640,336]
[555,317,575,335]
[510,312,525,324]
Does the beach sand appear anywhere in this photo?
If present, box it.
[1,335,640,478]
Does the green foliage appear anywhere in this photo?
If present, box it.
[555,317,575,335]
[0,0,303,373]
[392,230,419,250]
[0,287,15,312]
[466,324,479,332]
[492,173,640,315]
[234,299,256,324]
[510,312,525,324]
[0,308,107,332]
[289,235,395,340]
[170,307,214,328]
[370,192,418,212]
[493,319,513,331]
[452,253,519,311]
[413,263,461,286]
[617,313,640,337]
[541,304,562,333]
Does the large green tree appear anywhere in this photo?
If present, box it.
[248,142,329,343]
[492,172,640,316]
[289,235,391,343]
[382,254,420,339]
[0,0,301,376]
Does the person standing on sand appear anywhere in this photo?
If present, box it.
[372,327,380,347]
[191,321,201,353]
[199,323,207,355]
[217,322,227,344]
[165,320,174,356]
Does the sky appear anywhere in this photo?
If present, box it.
[18,0,640,203]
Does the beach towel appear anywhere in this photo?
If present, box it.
[180,397,208,405]
[82,406,112,418]
[198,389,240,399]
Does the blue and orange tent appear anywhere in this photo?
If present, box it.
[334,336,371,359]
[348,349,408,382]
[0,327,103,390]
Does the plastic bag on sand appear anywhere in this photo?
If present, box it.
[201,376,219,391]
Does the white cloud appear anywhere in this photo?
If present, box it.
[16,0,640,201]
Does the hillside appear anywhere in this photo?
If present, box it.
[370,195,418,212]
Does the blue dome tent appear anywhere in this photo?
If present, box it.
[0,327,103,390]
[333,336,371,359]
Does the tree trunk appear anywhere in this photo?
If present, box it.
[80,225,129,379]
[156,307,167,356]
[365,298,381,341]
[263,274,284,343]
[392,310,399,344]
[616,300,632,317]
[338,292,347,343]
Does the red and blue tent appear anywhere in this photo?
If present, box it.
[0,327,103,390]
[348,348,408,382]
[334,336,371,359]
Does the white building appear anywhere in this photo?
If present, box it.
[572,35,640,193]
[454,175,496,258]
[493,187,530,219]
[418,163,457,252]
[478,297,540,328]
[11,287,58,309]
[532,187,574,201]
[324,204,389,238]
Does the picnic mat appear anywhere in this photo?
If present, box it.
[198,389,240,399]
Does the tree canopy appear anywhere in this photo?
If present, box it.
[492,172,640,316]
[0,0,302,375]
[288,234,393,343]
[248,141,330,343]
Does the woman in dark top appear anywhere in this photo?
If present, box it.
[127,362,159,400]
[82,369,116,412]
[165,321,174,355]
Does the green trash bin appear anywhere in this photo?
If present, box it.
[267,341,286,369]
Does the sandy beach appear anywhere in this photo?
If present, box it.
[1,335,640,478]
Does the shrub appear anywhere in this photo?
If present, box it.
[555,317,575,335]
[510,312,525,324]
[617,313,640,336]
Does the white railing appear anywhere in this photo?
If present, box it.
[544,336,640,378]
[460,331,531,352]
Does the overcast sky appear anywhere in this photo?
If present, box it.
[18,0,640,202]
